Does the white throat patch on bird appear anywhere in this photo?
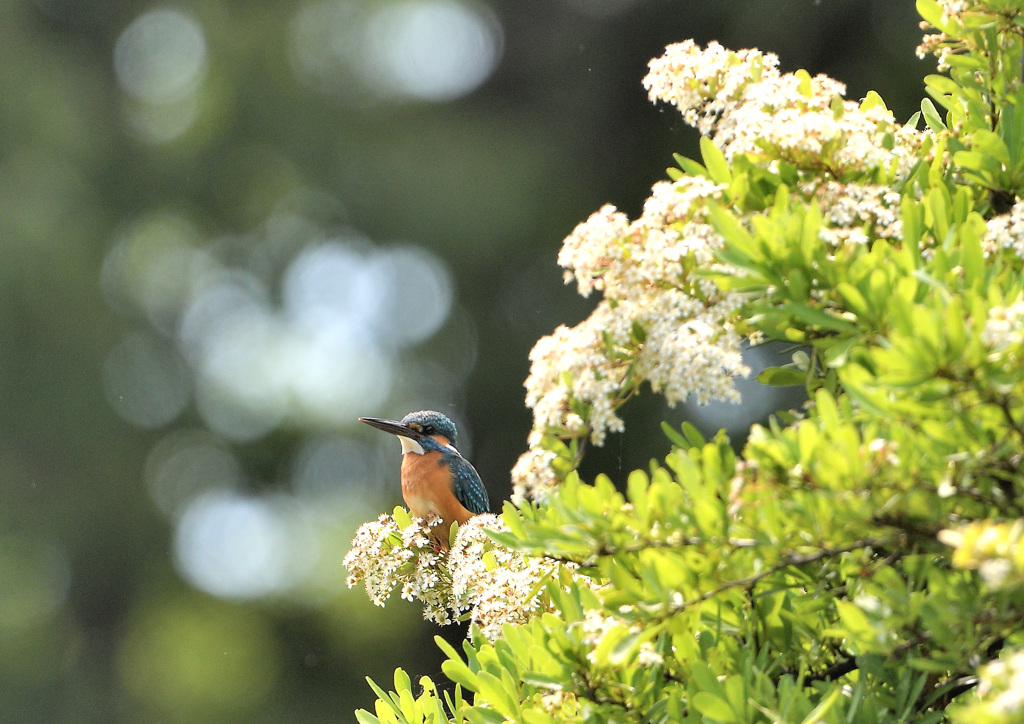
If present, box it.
[399,436,426,455]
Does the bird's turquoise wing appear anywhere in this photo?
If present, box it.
[449,456,490,514]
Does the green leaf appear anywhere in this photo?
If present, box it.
[660,421,689,449]
[822,335,858,368]
[627,469,649,517]
[691,691,738,722]
[442,657,478,692]
[917,0,945,29]
[609,627,656,665]
[700,136,732,186]
[474,671,520,720]
[835,281,870,319]
[674,152,710,179]
[709,204,757,258]
[831,94,845,119]
[682,421,706,447]
[393,506,412,529]
[689,660,727,698]
[355,710,383,724]
[928,186,952,241]
[366,677,403,720]
[954,149,1003,177]
[756,366,806,386]
[795,68,812,97]
[434,635,461,662]
[465,708,506,724]
[959,216,984,285]
[800,686,843,724]
[787,303,858,333]
[520,672,565,690]
[860,90,887,112]
[394,668,411,694]
[921,97,946,131]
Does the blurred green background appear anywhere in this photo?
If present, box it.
[2,0,924,721]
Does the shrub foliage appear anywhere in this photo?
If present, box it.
[346,2,1024,721]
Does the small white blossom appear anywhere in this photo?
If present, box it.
[983,203,1024,258]
[511,445,560,504]
[916,1,975,71]
[806,182,904,246]
[981,297,1024,353]
[637,643,664,667]
[965,648,1024,720]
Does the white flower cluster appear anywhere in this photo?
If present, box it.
[644,40,923,180]
[984,202,1024,258]
[510,446,559,506]
[642,40,779,137]
[514,40,931,503]
[449,515,574,640]
[516,176,748,501]
[981,297,1024,355]
[916,0,971,70]
[969,648,1024,720]
[344,511,588,638]
[806,182,904,246]
[343,512,453,623]
[939,519,1024,589]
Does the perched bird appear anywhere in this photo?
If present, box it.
[359,410,489,548]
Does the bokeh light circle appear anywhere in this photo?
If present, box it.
[114,8,208,103]
[100,211,206,333]
[174,492,303,599]
[289,0,502,103]
[0,536,71,631]
[103,330,191,429]
[290,434,373,500]
[361,0,503,101]
[145,430,245,519]
[370,245,454,346]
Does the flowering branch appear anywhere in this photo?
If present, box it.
[511,39,930,504]
[344,509,592,640]
[353,4,1024,723]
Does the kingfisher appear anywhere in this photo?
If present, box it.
[359,410,490,548]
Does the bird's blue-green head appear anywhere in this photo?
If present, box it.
[399,410,459,448]
[358,410,460,450]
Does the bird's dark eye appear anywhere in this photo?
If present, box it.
[422,425,435,435]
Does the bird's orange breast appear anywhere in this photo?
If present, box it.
[401,450,449,517]
[401,449,474,545]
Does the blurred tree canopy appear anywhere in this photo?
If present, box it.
[0,0,926,721]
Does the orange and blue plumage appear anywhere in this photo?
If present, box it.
[359,410,489,547]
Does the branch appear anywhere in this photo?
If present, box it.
[533,535,762,567]
[804,655,858,684]
[670,538,887,614]
[595,536,761,557]
[993,392,1024,448]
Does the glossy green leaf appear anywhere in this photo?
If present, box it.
[757,366,807,386]
[692,692,738,722]
[701,136,732,186]
[921,97,946,131]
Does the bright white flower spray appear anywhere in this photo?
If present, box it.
[513,39,930,503]
[344,509,590,639]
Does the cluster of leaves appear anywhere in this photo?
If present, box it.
[352,1,1024,722]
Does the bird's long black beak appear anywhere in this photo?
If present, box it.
[358,417,423,439]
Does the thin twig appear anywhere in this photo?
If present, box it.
[672,539,884,612]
